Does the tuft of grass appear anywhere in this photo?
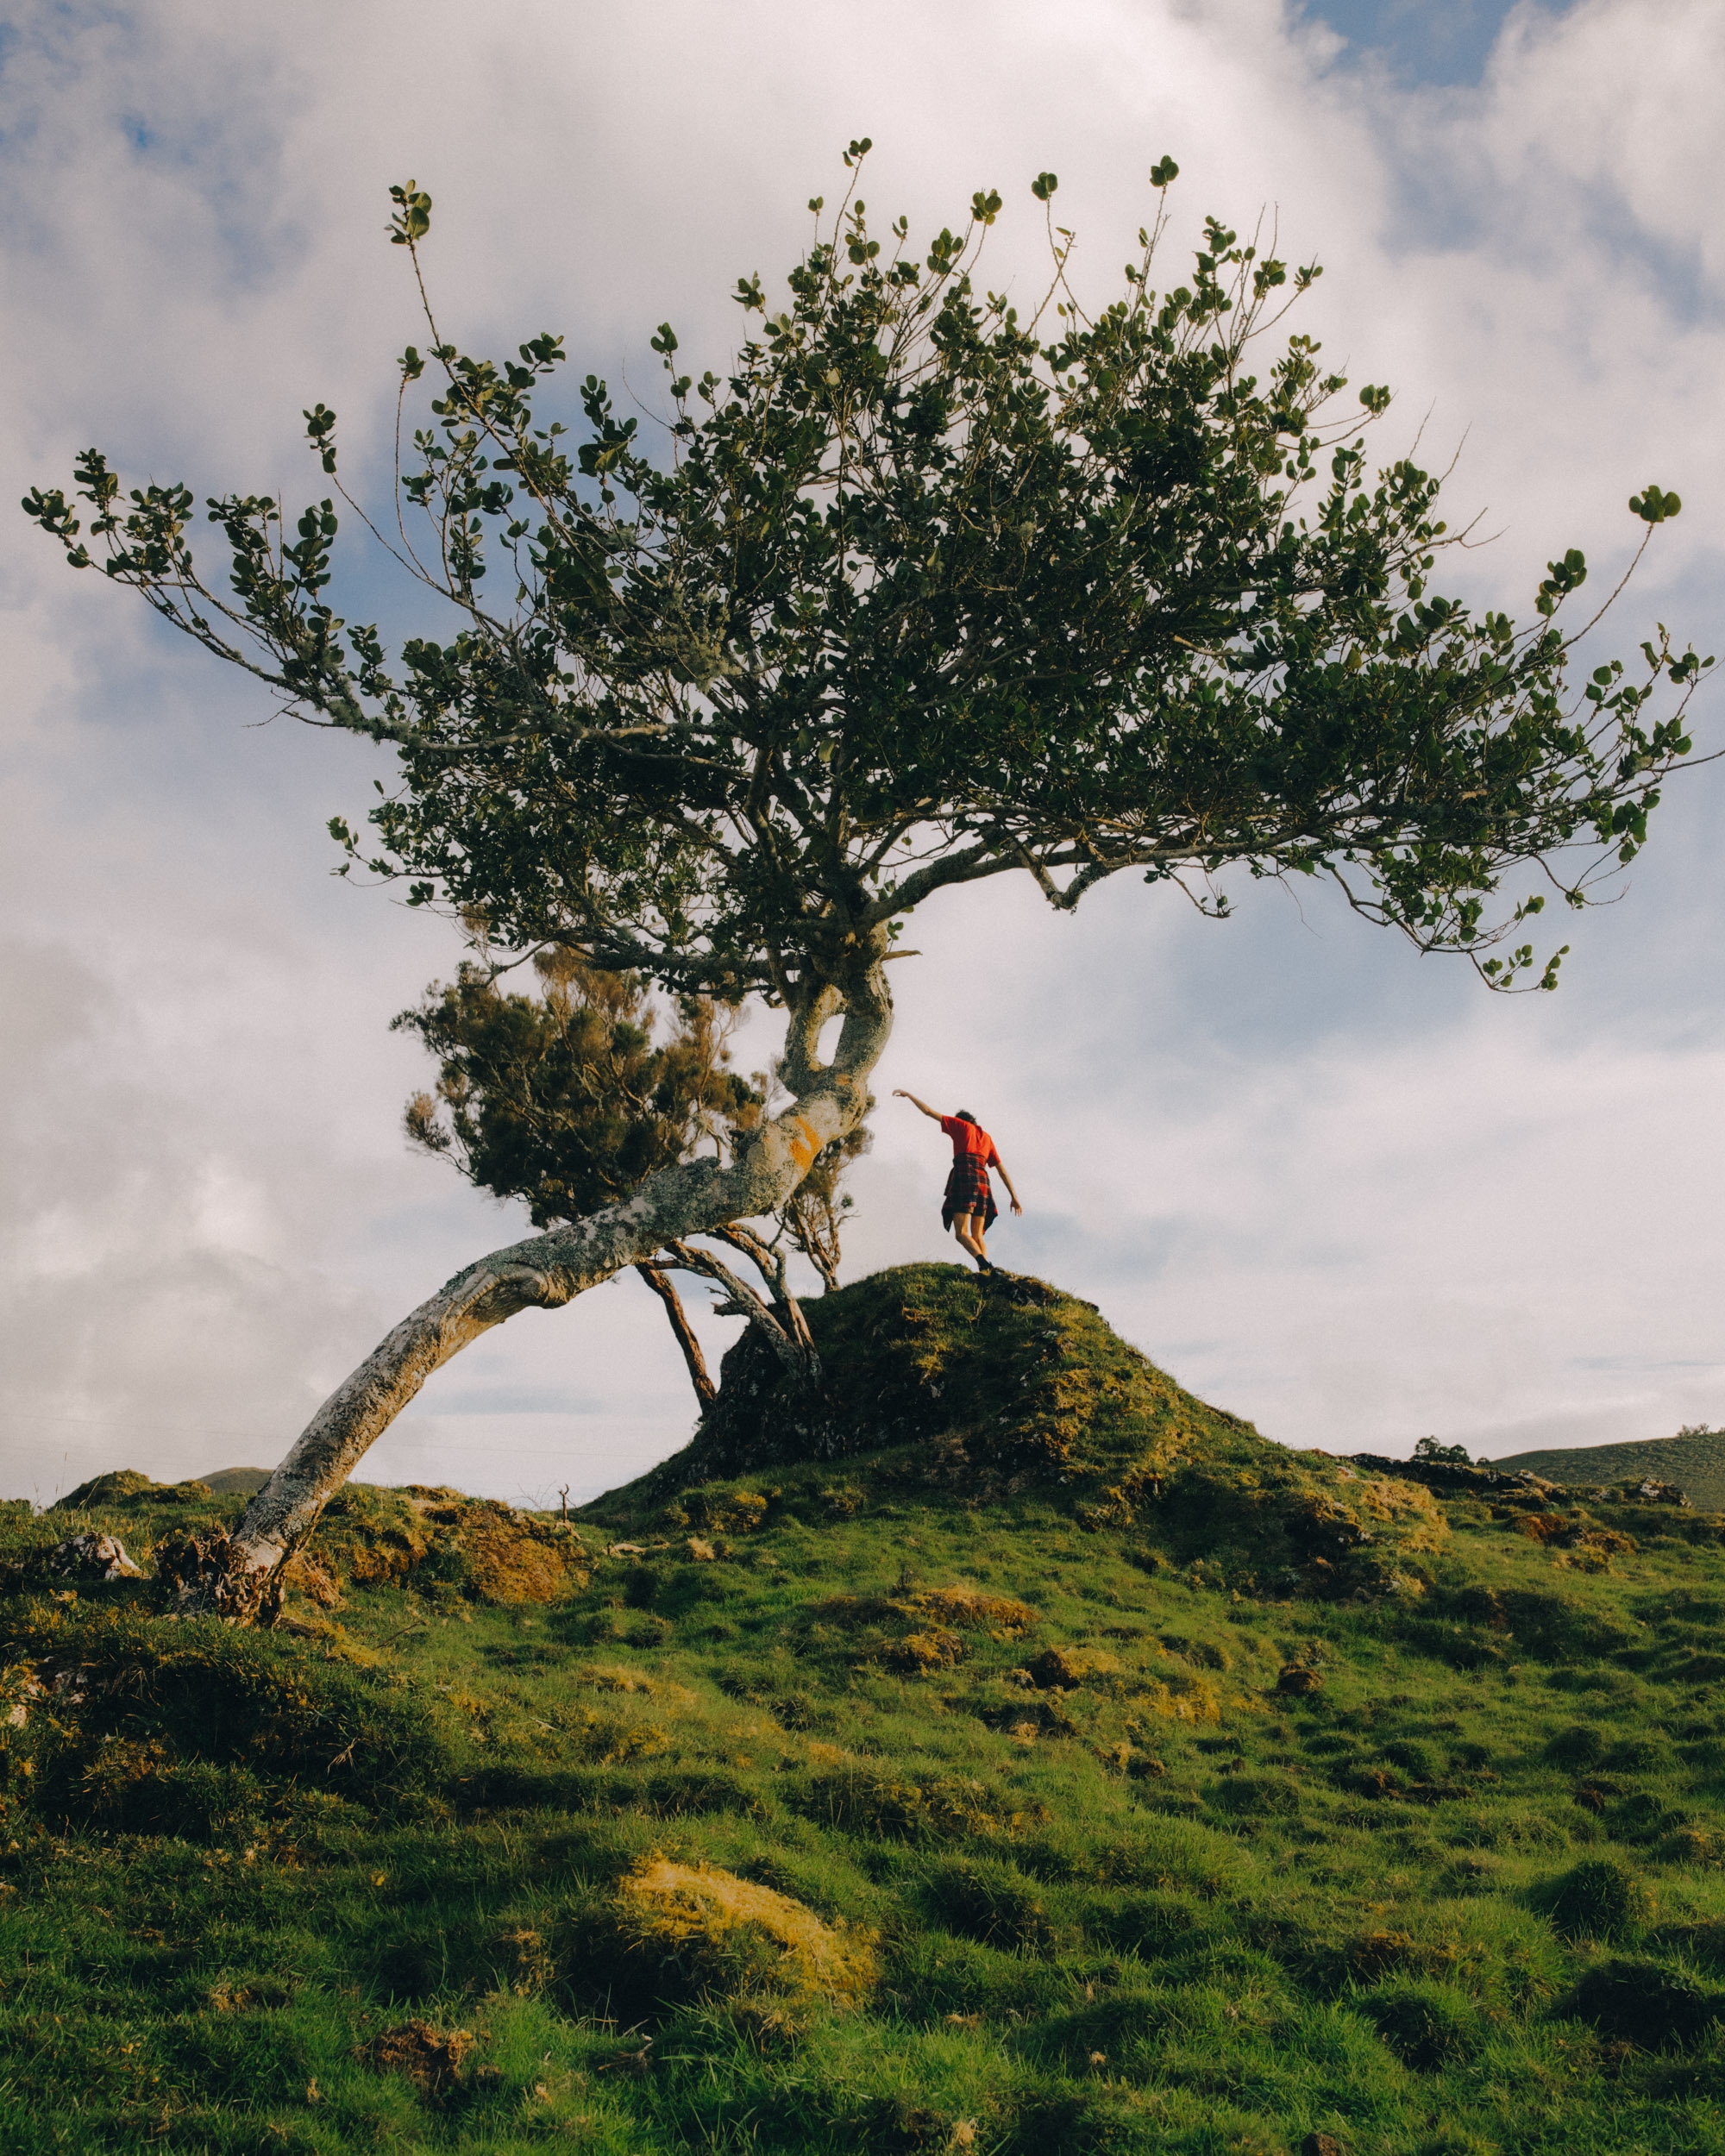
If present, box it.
[1565,1957,1722,2050]
[1540,1857,1651,1942]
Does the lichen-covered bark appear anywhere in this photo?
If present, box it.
[179,956,890,1620]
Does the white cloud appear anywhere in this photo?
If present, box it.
[2,0,1721,1506]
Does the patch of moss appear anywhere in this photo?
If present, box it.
[612,1855,876,2006]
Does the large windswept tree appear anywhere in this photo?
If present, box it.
[26,146,1711,1618]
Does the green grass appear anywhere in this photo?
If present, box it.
[1494,1432,1725,1512]
[8,1263,1725,2152]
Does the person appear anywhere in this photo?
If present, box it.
[893,1089,1023,1273]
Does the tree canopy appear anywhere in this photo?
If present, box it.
[26,147,1711,1012]
[395,949,756,1230]
[395,950,869,1405]
[396,949,867,1289]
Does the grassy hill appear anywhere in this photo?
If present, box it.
[7,1263,1725,2153]
[1492,1432,1725,1512]
[200,1466,273,1496]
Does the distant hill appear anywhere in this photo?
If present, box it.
[199,1466,272,1495]
[52,1465,272,1511]
[1491,1430,1725,1508]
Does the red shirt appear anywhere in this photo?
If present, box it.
[940,1115,1000,1169]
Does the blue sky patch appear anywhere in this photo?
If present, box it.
[1303,0,1574,85]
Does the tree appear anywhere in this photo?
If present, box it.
[394,947,869,1405]
[26,147,1711,1618]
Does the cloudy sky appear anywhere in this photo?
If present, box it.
[3,0,1721,1509]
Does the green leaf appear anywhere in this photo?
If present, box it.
[1031,172,1058,202]
[1149,155,1180,188]
[386,180,432,247]
[1629,485,1682,525]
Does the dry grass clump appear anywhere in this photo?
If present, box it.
[618,1856,875,2006]
[310,1485,588,1607]
[1339,1929,1457,1983]
[1348,1474,1450,1540]
[806,1582,1038,1678]
[669,1489,770,1536]
[361,2019,475,2093]
[1508,1510,1639,1564]
[1025,1645,1124,1690]
[912,1585,1038,1635]
[797,1761,1016,1841]
[575,1664,659,1695]
[884,1629,965,1675]
[1140,1668,1223,1722]
[458,1506,578,1604]
[811,1584,1033,1634]
[549,1702,671,1765]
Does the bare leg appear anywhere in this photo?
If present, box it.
[952,1211,988,1265]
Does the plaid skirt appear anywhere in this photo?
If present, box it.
[942,1152,998,1232]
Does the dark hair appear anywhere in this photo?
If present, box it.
[956,1110,977,1124]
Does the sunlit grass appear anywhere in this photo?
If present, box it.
[8,1266,1725,2150]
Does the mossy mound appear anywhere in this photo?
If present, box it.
[613,1856,876,2006]
[302,1484,590,1609]
[26,1476,591,1615]
[0,1598,451,1832]
[53,1469,214,1510]
[650,1263,1447,1600]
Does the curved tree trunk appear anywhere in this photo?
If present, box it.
[168,952,891,1620]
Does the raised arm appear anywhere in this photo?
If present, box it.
[892,1089,944,1123]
